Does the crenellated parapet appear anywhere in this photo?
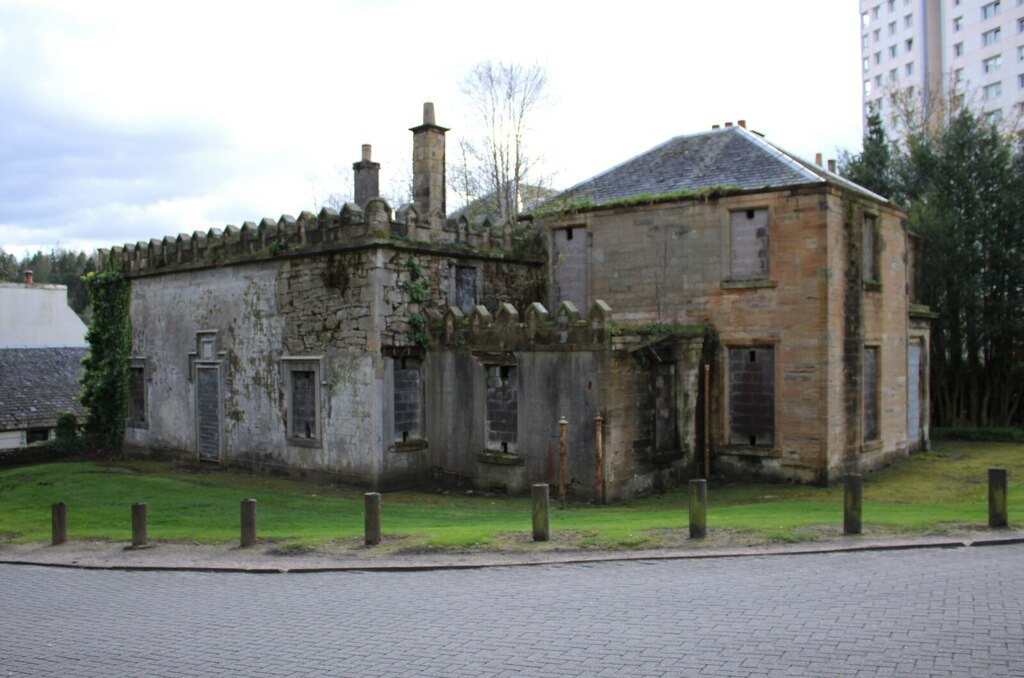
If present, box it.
[98,199,542,277]
[431,299,615,351]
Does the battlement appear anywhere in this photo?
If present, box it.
[99,200,540,276]
[431,299,611,351]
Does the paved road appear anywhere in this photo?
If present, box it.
[2,544,1022,677]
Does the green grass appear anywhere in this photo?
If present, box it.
[0,441,1020,551]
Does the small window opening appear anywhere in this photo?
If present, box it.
[500,365,511,384]
[749,350,757,362]
[402,431,409,442]
[749,434,757,446]
[501,442,508,453]
[746,209,755,219]
[566,228,574,240]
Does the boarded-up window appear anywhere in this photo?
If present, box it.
[552,226,587,309]
[283,357,321,445]
[863,214,879,282]
[291,370,317,439]
[653,363,678,454]
[485,364,517,453]
[455,266,476,315]
[196,366,221,461]
[730,209,769,279]
[729,347,774,446]
[907,342,922,446]
[394,357,422,440]
[128,366,146,426]
[863,347,880,442]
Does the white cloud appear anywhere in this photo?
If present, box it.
[0,0,865,256]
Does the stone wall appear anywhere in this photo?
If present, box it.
[121,207,543,489]
[537,184,925,485]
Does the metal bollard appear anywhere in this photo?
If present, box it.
[844,474,863,535]
[51,502,67,545]
[989,468,1008,528]
[364,492,382,546]
[240,498,257,547]
[131,503,148,547]
[689,479,707,539]
[532,484,550,542]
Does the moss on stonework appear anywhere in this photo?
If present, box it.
[533,185,744,216]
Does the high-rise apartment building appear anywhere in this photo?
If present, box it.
[860,0,1024,133]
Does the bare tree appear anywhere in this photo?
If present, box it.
[453,61,552,221]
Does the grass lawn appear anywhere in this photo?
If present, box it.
[0,440,1020,551]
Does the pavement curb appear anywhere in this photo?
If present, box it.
[2,533,1022,574]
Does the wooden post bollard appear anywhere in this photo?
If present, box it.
[689,479,707,539]
[131,503,148,547]
[594,414,604,505]
[364,492,382,546]
[989,468,1008,528]
[51,502,67,545]
[240,498,257,547]
[558,416,568,509]
[532,483,550,542]
[844,474,863,535]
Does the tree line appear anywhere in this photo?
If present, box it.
[0,247,95,320]
[841,108,1023,428]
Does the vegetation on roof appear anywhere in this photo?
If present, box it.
[532,185,744,216]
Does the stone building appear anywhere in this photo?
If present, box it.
[111,106,929,499]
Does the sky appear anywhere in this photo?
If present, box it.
[0,0,865,258]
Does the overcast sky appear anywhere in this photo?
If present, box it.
[0,0,864,257]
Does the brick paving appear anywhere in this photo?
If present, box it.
[1,544,1023,677]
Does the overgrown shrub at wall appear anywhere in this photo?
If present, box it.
[80,270,131,456]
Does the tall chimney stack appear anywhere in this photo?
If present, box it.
[410,102,450,227]
[827,159,837,173]
[815,152,823,167]
[352,143,380,208]
[23,270,33,285]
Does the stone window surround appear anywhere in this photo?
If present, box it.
[128,356,149,429]
[449,262,483,316]
[281,356,326,448]
[720,338,780,458]
[721,206,775,289]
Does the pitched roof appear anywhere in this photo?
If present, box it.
[542,125,886,209]
[0,348,87,430]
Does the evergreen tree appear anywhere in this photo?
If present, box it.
[839,110,898,201]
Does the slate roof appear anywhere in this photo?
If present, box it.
[0,348,87,430]
[542,125,887,209]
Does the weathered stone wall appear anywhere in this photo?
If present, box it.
[538,184,922,484]
[423,302,704,500]
[825,193,916,481]
[123,222,543,489]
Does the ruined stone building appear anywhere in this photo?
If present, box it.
[111,105,930,499]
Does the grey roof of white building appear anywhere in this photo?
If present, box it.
[0,347,87,430]
[542,125,887,209]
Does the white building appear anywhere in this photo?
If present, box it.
[860,0,1024,132]
[0,273,88,449]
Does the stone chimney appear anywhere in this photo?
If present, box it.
[815,152,823,167]
[737,119,747,129]
[23,270,33,285]
[410,102,449,227]
[353,144,380,208]
[827,159,837,173]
